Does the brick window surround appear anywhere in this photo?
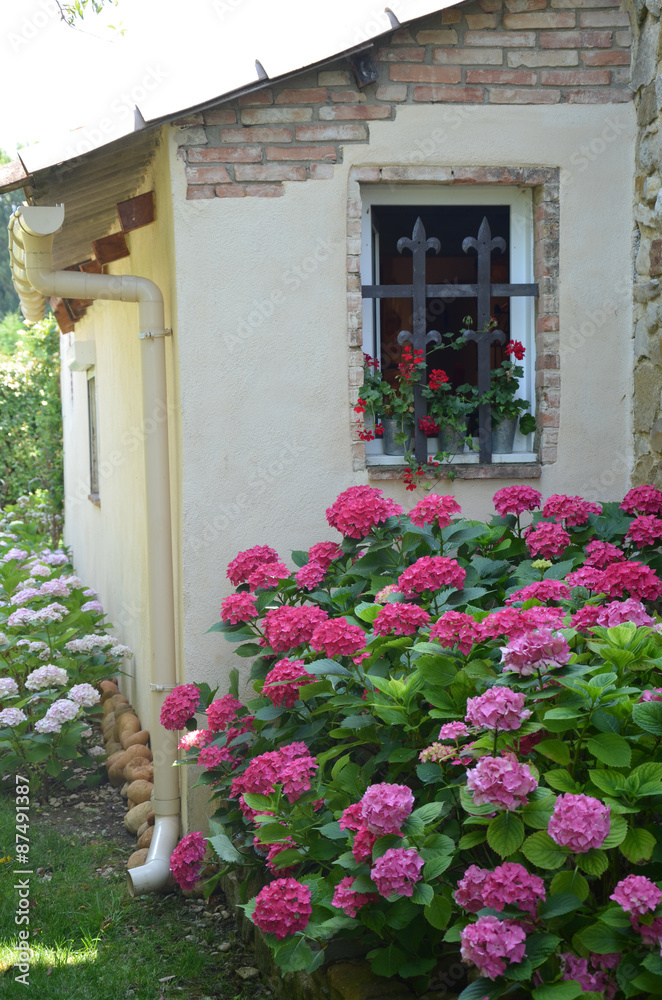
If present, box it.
[346,165,560,478]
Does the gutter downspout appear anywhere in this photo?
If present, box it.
[9,205,180,895]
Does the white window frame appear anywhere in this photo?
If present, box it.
[87,368,100,498]
[359,184,536,463]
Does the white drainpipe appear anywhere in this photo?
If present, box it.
[9,205,180,895]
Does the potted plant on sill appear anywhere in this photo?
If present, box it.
[478,338,536,453]
[355,347,424,455]
[421,368,478,458]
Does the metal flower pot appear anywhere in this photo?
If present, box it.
[491,415,518,453]
[382,417,412,456]
[438,420,467,455]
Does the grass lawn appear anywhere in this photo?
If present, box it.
[0,790,267,1000]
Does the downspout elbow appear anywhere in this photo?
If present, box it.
[126,815,180,896]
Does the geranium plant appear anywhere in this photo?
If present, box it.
[166,483,662,999]
[477,335,536,434]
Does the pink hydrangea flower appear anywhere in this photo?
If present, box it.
[206,695,243,732]
[360,783,415,836]
[570,605,602,631]
[595,599,654,627]
[620,485,662,515]
[429,611,481,655]
[398,556,466,596]
[640,688,662,702]
[261,836,298,875]
[170,831,207,891]
[478,606,564,642]
[309,617,366,657]
[547,793,610,852]
[295,562,327,590]
[635,916,662,947]
[12,588,40,606]
[493,486,542,517]
[466,754,538,811]
[460,915,527,979]
[197,743,233,768]
[627,515,662,548]
[81,600,104,614]
[419,742,468,764]
[40,578,71,597]
[601,560,662,602]
[263,659,315,708]
[524,522,570,559]
[178,729,214,751]
[561,953,617,997]
[465,688,531,731]
[332,877,379,917]
[542,494,602,526]
[483,862,546,915]
[308,541,344,569]
[409,493,461,528]
[227,545,280,586]
[262,605,329,652]
[565,566,607,591]
[326,485,402,539]
[352,827,378,863]
[584,539,626,569]
[253,879,312,939]
[611,875,662,915]
[455,865,491,912]
[246,560,291,590]
[339,802,363,831]
[231,743,318,817]
[279,756,319,802]
[220,592,258,624]
[160,684,200,730]
[371,847,424,898]
[505,579,570,606]
[374,602,431,636]
[439,721,469,741]
[500,628,571,676]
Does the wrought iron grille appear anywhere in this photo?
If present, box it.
[361,216,539,464]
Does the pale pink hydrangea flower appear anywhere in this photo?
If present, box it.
[0,678,19,698]
[30,564,51,578]
[371,847,424,898]
[326,485,402,539]
[430,611,481,655]
[409,493,461,528]
[170,831,207,891]
[621,485,662,515]
[40,579,71,598]
[493,486,542,517]
[397,556,466,596]
[309,617,366,657]
[375,583,400,604]
[88,746,106,757]
[262,605,329,652]
[611,875,662,915]
[2,547,28,562]
[66,683,100,707]
[373,603,431,636]
[206,695,243,732]
[359,783,414,836]
[35,699,80,733]
[542,494,602,526]
[220,592,258,624]
[227,545,280,586]
[584,539,626,569]
[81,600,104,614]
[500,628,571,677]
[178,729,214,751]
[160,683,200,730]
[263,659,315,708]
[595,599,654,628]
[7,608,37,627]
[465,687,531,731]
[419,743,464,764]
[32,603,69,624]
[0,707,27,727]
[466,754,538,811]
[332,876,379,917]
[524,522,570,559]
[253,878,312,939]
[439,721,469,741]
[25,665,69,690]
[547,793,610,852]
[460,915,527,979]
[504,579,570,606]
[12,588,40,606]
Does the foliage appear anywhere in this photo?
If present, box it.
[166,485,662,996]
[0,315,63,512]
[56,0,118,26]
[0,505,132,797]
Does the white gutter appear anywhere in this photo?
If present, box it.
[8,204,180,895]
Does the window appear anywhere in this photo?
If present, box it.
[87,370,99,498]
[358,183,537,466]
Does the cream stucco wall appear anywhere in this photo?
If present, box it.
[168,102,636,710]
[61,131,182,742]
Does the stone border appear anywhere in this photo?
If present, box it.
[346,165,560,473]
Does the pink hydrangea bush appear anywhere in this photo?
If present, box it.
[174,484,662,990]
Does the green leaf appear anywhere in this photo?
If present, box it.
[620,826,656,863]
[413,655,457,687]
[424,895,451,930]
[235,642,264,658]
[306,658,352,677]
[536,739,571,766]
[411,882,434,906]
[274,937,323,974]
[458,830,487,849]
[368,945,407,978]
[241,792,274,811]
[588,769,626,797]
[539,894,582,919]
[544,769,581,793]
[487,812,525,858]
[526,933,561,969]
[254,704,286,721]
[602,814,628,849]
[533,982,583,1000]
[411,801,445,826]
[575,849,608,876]
[586,732,631,768]
[632,700,662,735]
[550,869,589,902]
[253,823,293,845]
[354,603,381,623]
[521,791,556,830]
[208,832,244,863]
[578,923,627,953]
[521,832,567,870]
[423,856,452,881]
[458,979,504,1000]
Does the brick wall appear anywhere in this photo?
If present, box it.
[178,0,632,200]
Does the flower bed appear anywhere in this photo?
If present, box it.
[165,484,662,999]
[0,495,131,796]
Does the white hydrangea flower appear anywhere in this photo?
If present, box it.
[40,579,71,598]
[88,746,105,757]
[32,603,68,624]
[67,683,100,707]
[25,665,69,690]
[12,588,41,607]
[35,698,79,734]
[0,707,27,727]
[109,644,133,658]
[0,677,19,698]
[30,564,52,578]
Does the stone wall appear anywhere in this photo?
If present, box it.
[627,0,662,486]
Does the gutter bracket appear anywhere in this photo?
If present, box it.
[139,329,172,340]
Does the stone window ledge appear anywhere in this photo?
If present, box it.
[367,463,542,481]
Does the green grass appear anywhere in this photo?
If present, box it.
[0,794,263,1000]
